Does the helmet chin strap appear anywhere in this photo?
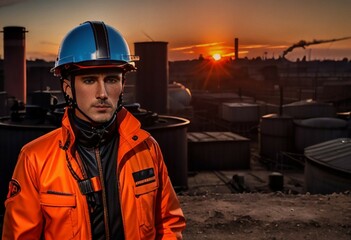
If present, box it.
[61,75,124,127]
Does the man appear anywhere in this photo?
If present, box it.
[2,21,186,240]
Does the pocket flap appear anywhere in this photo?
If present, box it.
[40,193,76,207]
[134,180,158,196]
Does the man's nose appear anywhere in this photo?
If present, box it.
[96,80,108,99]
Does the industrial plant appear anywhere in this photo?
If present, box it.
[0,25,351,223]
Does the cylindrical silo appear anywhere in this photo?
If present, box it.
[294,117,349,153]
[221,102,259,123]
[259,113,295,160]
[134,42,168,114]
[0,119,56,215]
[283,100,336,119]
[146,115,190,190]
[0,92,8,116]
[304,138,351,194]
[3,26,27,103]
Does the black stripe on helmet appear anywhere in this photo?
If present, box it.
[88,21,110,59]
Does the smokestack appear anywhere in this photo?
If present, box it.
[134,41,168,114]
[234,38,239,60]
[2,26,27,103]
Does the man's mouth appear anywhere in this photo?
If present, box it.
[94,105,111,110]
[95,105,110,107]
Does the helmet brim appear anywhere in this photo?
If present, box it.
[51,60,136,77]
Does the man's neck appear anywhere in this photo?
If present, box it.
[69,109,118,147]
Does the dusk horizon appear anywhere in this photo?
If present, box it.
[0,0,351,62]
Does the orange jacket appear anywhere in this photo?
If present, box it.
[2,108,186,240]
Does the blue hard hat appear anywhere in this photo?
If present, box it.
[52,21,137,76]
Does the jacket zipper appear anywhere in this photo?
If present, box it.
[116,155,127,237]
[95,147,110,240]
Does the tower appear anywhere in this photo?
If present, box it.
[3,26,27,103]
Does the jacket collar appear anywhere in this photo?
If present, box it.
[60,107,150,153]
[117,107,150,150]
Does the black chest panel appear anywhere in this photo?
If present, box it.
[70,112,125,239]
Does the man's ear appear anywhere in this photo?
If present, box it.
[62,79,72,98]
[122,75,126,89]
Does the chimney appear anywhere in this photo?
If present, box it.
[2,26,27,103]
[234,38,239,60]
[134,41,168,114]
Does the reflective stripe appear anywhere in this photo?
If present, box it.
[88,21,110,59]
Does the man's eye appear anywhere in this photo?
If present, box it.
[83,78,95,84]
[106,77,121,83]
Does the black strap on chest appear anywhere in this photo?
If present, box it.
[65,150,102,195]
[78,176,102,195]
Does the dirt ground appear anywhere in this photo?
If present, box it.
[179,192,351,240]
[1,176,350,240]
[178,171,351,240]
[177,135,351,240]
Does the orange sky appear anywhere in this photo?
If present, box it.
[0,0,351,62]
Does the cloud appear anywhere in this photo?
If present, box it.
[170,42,225,51]
[240,44,269,49]
[0,0,29,7]
[40,41,58,46]
[27,51,56,61]
[170,42,291,60]
[222,51,248,58]
[267,45,288,49]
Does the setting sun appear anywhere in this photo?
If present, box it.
[212,53,222,61]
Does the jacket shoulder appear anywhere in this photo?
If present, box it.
[21,128,62,153]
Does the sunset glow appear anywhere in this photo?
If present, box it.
[212,53,222,61]
[0,0,351,61]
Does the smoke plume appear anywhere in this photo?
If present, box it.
[282,36,351,58]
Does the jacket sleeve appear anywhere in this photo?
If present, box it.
[2,149,44,240]
[149,138,186,240]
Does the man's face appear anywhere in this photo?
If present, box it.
[64,70,124,123]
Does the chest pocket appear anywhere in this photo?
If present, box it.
[133,169,159,239]
[128,140,160,237]
[40,192,78,239]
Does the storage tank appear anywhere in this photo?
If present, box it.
[124,82,192,112]
[147,115,190,190]
[283,100,336,119]
[259,113,294,161]
[0,91,8,116]
[0,118,57,214]
[294,117,348,153]
[187,131,250,170]
[221,102,259,123]
[304,138,351,194]
[256,101,279,117]
[168,82,191,111]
